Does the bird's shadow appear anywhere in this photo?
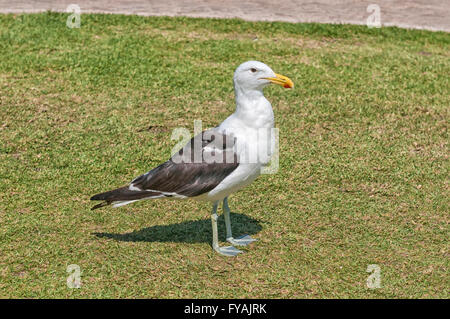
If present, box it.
[93,212,262,244]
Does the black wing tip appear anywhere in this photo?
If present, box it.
[91,201,110,210]
[90,194,104,201]
[90,191,111,210]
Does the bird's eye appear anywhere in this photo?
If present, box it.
[250,68,257,73]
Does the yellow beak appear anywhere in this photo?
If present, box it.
[263,73,294,88]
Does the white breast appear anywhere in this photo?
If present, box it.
[198,95,276,202]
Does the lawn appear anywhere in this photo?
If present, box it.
[0,12,448,298]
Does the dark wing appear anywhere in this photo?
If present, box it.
[131,128,238,197]
[90,129,238,209]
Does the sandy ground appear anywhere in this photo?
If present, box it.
[0,0,449,32]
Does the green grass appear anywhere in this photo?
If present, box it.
[0,12,448,298]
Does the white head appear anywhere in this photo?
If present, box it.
[233,61,294,94]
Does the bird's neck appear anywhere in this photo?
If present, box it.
[233,88,274,129]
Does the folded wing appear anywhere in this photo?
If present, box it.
[90,129,239,209]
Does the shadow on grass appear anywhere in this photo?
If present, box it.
[93,212,262,244]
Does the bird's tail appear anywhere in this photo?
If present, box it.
[90,186,163,210]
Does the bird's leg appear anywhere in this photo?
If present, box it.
[223,197,233,239]
[211,201,242,256]
[223,197,257,246]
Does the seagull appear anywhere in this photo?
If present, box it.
[90,61,293,256]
